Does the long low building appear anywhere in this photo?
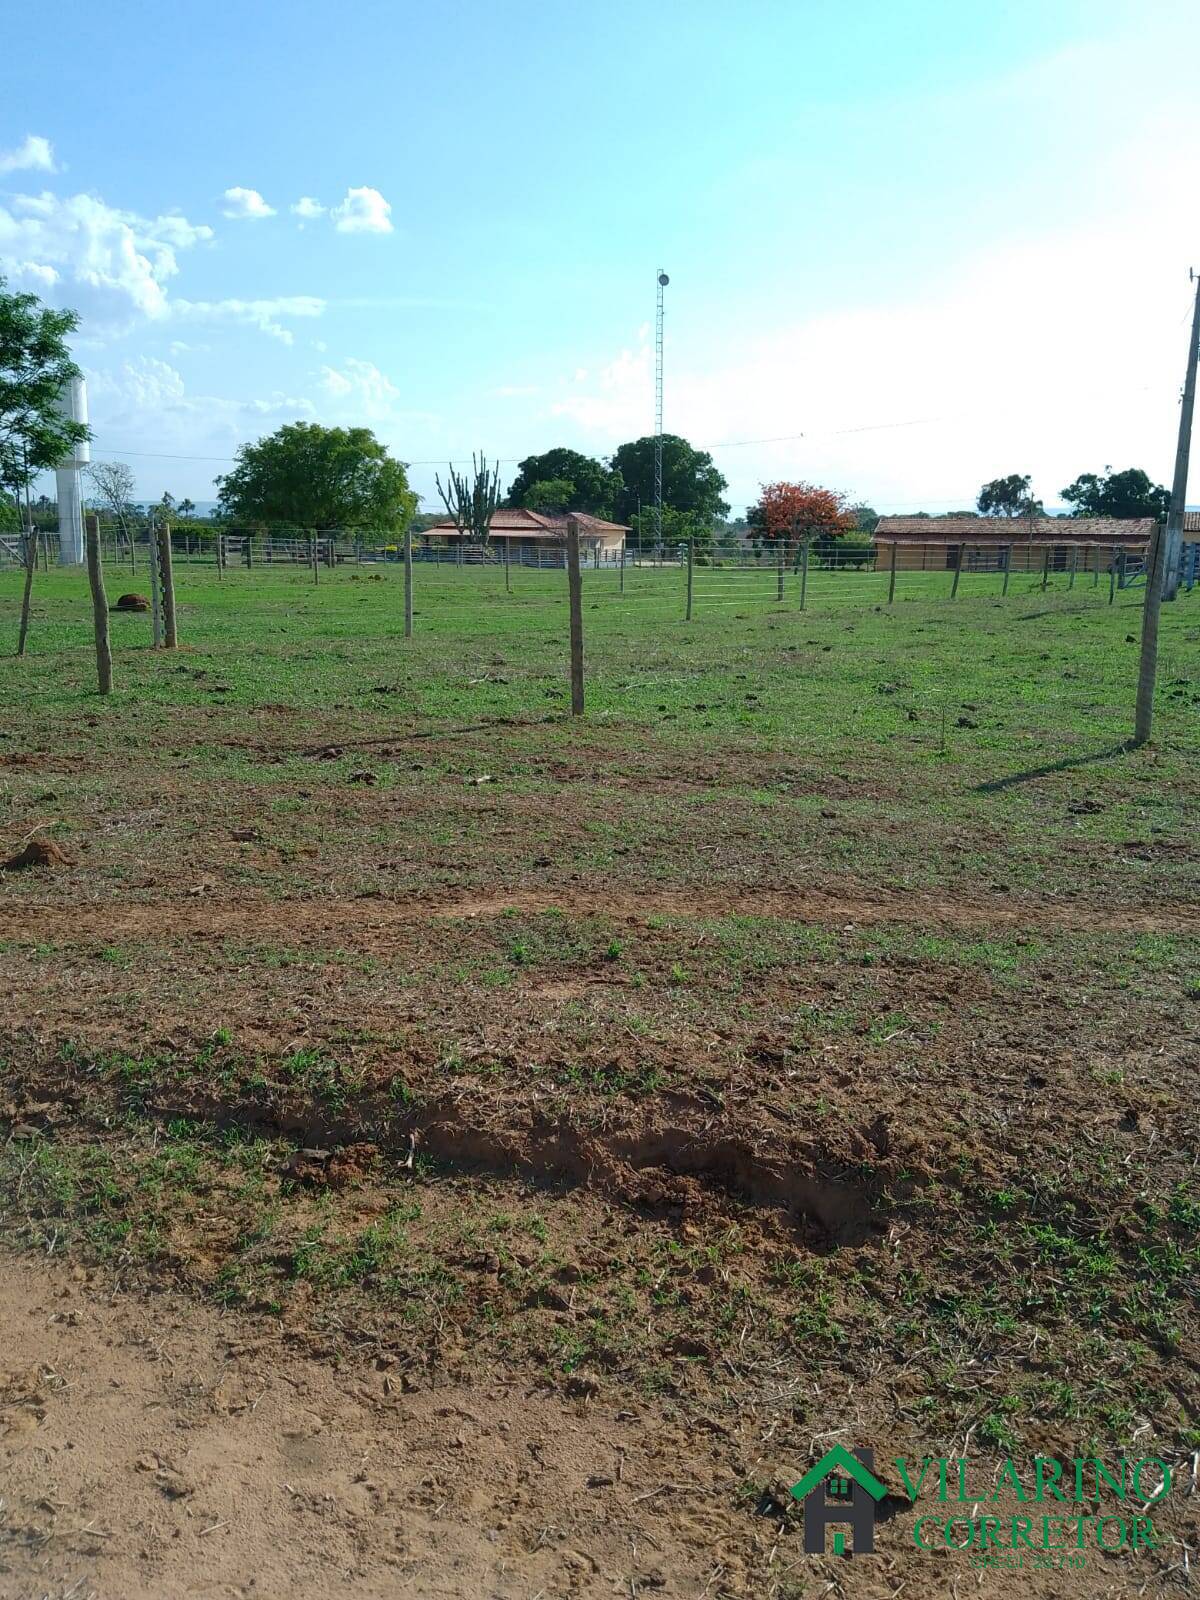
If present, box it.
[873,515,1155,572]
[422,507,629,563]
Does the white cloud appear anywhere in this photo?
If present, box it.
[319,356,400,416]
[84,357,318,495]
[221,186,276,220]
[174,295,325,344]
[0,135,56,174]
[0,190,213,329]
[291,196,325,221]
[331,186,393,234]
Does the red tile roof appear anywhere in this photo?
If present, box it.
[875,515,1154,544]
[424,509,629,540]
[1184,511,1200,532]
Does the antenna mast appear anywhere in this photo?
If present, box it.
[654,270,668,548]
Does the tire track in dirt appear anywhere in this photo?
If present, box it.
[0,882,1194,945]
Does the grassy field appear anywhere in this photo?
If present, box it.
[1,556,1198,1597]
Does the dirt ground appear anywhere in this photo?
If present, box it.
[3,1250,1186,1600]
[2,586,1199,1598]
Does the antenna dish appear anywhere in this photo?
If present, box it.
[658,272,669,286]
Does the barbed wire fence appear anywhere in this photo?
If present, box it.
[5,520,1197,745]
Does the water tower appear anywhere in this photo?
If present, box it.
[54,375,89,564]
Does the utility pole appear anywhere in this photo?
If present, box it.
[1163,269,1200,601]
[654,271,668,549]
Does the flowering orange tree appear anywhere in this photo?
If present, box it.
[749,482,857,558]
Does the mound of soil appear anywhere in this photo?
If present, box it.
[2,835,73,871]
[113,593,150,612]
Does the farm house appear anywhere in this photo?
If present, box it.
[421,507,629,565]
[873,515,1155,573]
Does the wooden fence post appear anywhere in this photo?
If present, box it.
[1041,545,1051,591]
[566,515,584,716]
[887,540,897,605]
[1002,544,1012,596]
[1109,547,1118,605]
[404,526,413,638]
[16,528,36,658]
[216,530,225,579]
[148,515,163,648]
[1117,548,1128,590]
[686,537,694,621]
[1133,522,1167,745]
[800,538,809,610]
[1069,544,1078,589]
[777,539,785,602]
[503,537,511,593]
[1092,546,1100,587]
[619,542,625,594]
[86,514,113,695]
[950,543,963,599]
[158,520,178,648]
[310,530,319,586]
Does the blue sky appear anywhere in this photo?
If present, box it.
[3,0,1198,516]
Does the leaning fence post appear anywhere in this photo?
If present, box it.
[800,538,809,610]
[1133,522,1167,745]
[404,526,413,638]
[85,513,113,695]
[16,526,37,658]
[157,519,178,648]
[1002,544,1012,596]
[686,537,694,621]
[566,515,584,716]
[950,543,963,599]
[887,540,897,605]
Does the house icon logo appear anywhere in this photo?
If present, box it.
[790,1445,888,1557]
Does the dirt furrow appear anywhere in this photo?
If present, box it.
[0,882,1195,946]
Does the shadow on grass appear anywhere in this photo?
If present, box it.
[974,740,1136,794]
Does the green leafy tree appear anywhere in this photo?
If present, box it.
[216,422,417,530]
[521,477,575,514]
[0,275,89,513]
[977,474,1042,517]
[505,448,621,517]
[611,434,729,527]
[1060,467,1169,520]
[0,493,18,532]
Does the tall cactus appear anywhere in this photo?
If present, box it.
[436,453,500,545]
